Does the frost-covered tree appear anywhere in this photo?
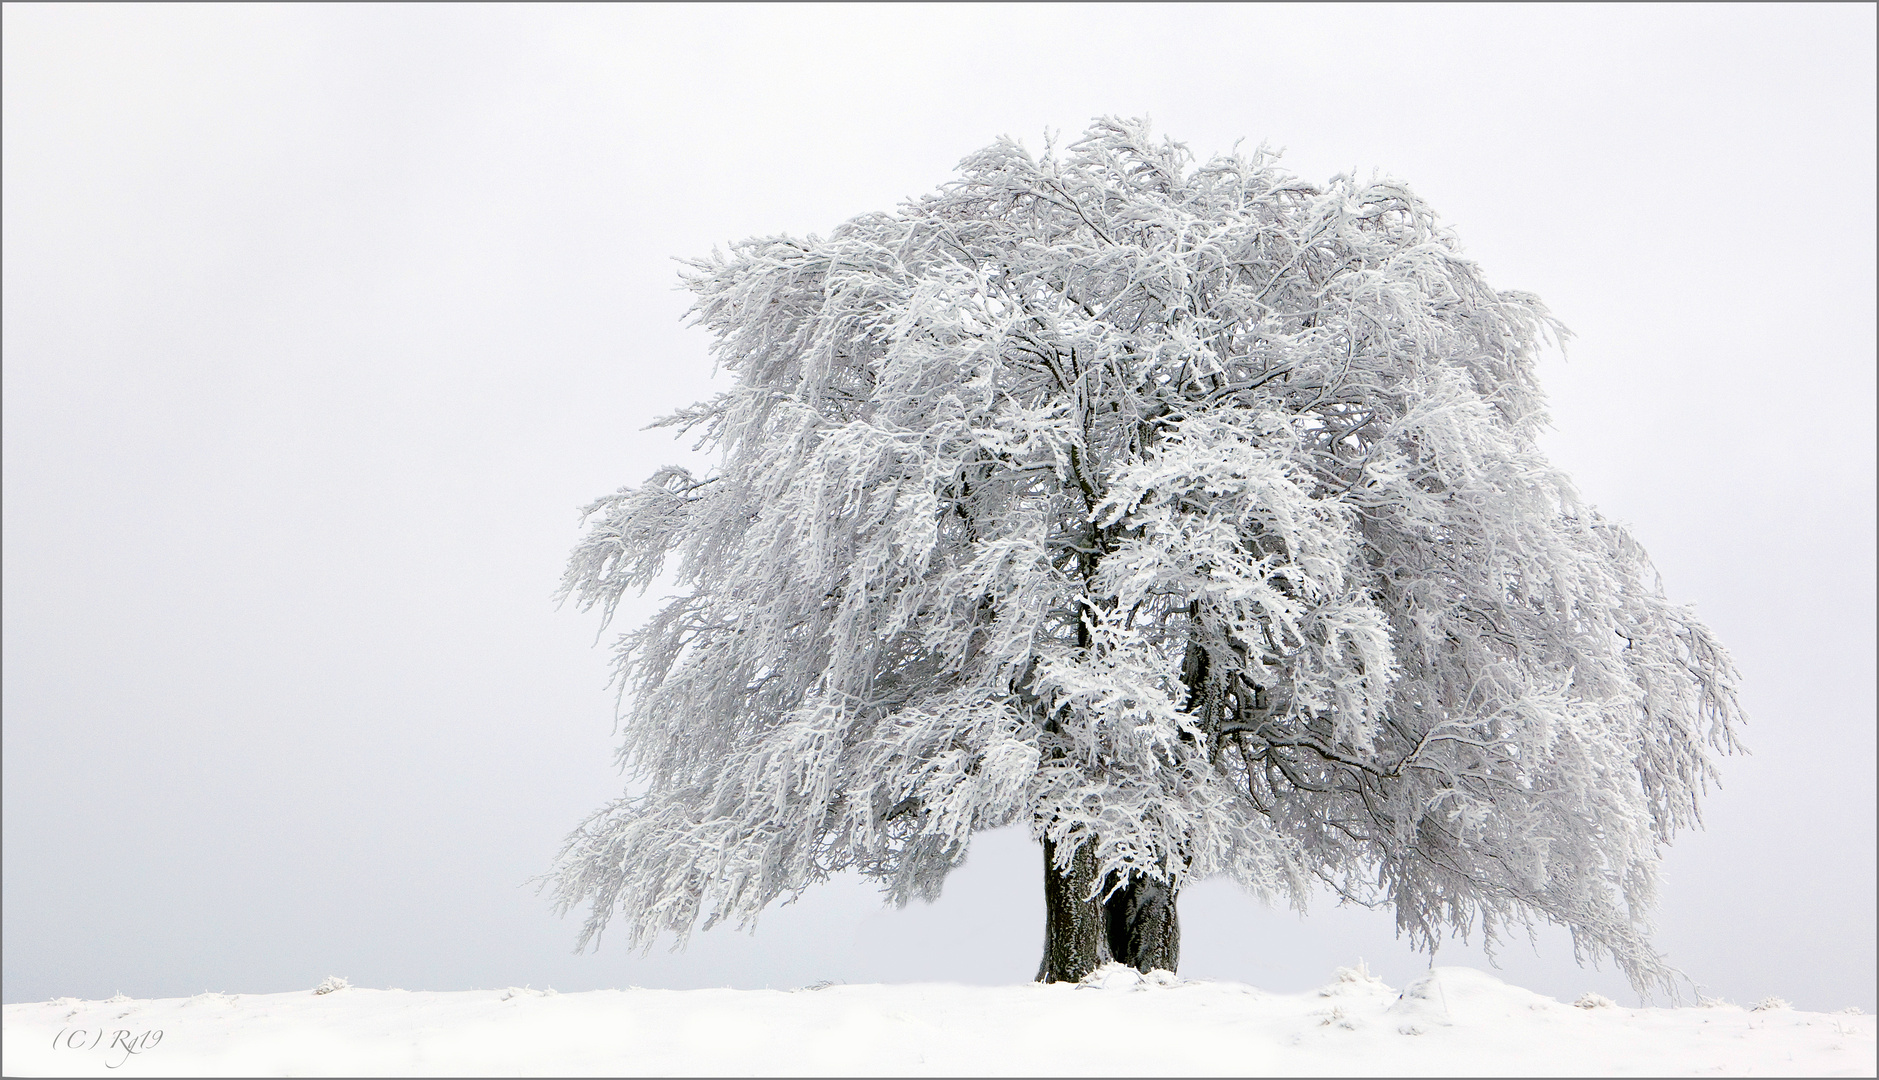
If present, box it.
[547,118,1744,993]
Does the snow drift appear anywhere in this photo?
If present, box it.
[4,965,1871,1077]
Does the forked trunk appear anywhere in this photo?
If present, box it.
[1036,838,1181,982]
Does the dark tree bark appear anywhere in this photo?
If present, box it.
[1036,835,1108,982]
[1102,872,1180,973]
[1037,840,1182,981]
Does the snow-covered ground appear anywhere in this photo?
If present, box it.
[4,965,1872,1077]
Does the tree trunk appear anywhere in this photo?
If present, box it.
[1037,840,1182,981]
[1035,836,1108,983]
[1102,872,1180,974]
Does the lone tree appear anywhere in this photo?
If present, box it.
[548,118,1744,992]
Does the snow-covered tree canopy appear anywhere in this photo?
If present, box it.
[548,118,1744,994]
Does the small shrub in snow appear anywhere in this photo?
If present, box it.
[1834,1006,1865,1015]
[1574,992,1617,1009]
[1333,962,1382,986]
[105,993,131,1004]
[1322,962,1387,997]
[313,976,350,995]
[1749,997,1791,1012]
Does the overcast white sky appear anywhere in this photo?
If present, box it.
[4,3,1874,1012]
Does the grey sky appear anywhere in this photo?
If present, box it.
[4,3,1873,1011]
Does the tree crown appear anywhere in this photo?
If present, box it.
[548,118,1744,995]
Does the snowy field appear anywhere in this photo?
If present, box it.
[4,965,1872,1078]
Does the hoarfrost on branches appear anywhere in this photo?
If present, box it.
[546,118,1745,994]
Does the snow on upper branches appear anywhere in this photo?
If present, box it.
[548,115,1748,995]
[6,967,1870,1077]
